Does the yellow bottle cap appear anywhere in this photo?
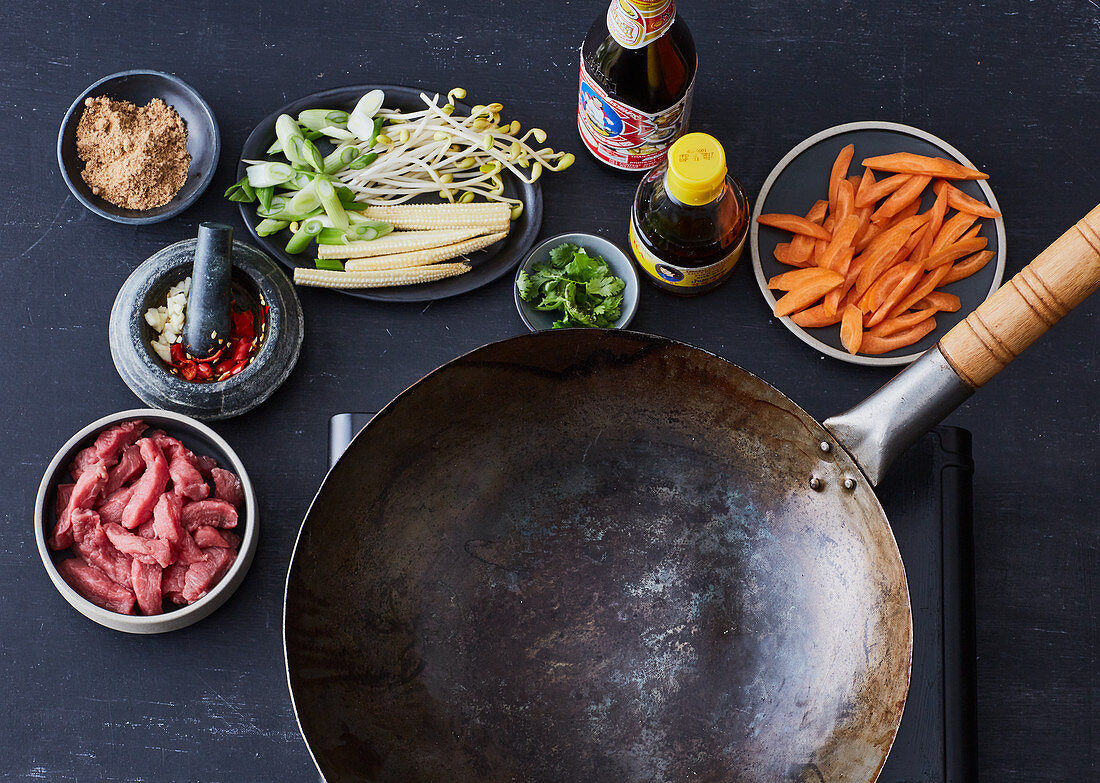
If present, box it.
[665,132,727,206]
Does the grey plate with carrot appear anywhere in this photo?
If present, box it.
[751,121,1006,367]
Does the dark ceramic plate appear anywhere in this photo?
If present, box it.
[751,121,1006,366]
[237,85,543,302]
[57,70,220,224]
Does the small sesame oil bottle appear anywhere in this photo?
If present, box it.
[628,132,750,294]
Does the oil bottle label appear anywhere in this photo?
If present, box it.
[578,58,694,171]
[606,0,676,49]
[629,217,745,289]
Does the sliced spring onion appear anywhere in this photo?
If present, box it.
[318,126,355,140]
[288,179,321,214]
[323,146,359,175]
[298,108,348,132]
[353,89,385,119]
[275,114,305,165]
[349,151,378,170]
[347,111,374,142]
[255,218,289,236]
[316,228,350,245]
[314,258,346,271]
[315,178,349,231]
[246,161,294,188]
[256,186,275,212]
[225,176,256,203]
[300,137,325,172]
[285,220,323,254]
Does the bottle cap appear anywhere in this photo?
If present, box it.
[665,133,727,206]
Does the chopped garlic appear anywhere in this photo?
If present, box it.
[146,276,191,362]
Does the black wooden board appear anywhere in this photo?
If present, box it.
[1,1,1096,780]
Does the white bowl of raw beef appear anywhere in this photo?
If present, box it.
[34,409,257,633]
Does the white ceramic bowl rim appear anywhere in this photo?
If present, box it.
[34,408,257,633]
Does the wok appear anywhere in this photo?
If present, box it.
[285,205,1100,782]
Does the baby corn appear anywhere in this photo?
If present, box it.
[344,231,508,272]
[318,227,497,260]
[294,262,471,289]
[356,202,511,231]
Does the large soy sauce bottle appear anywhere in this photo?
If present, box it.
[578,0,697,171]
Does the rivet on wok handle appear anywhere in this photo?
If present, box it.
[843,477,857,492]
[825,202,1100,487]
[819,441,831,453]
[809,476,824,491]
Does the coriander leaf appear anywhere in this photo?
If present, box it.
[517,270,539,301]
[549,243,579,268]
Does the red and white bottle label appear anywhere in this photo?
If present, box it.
[606,0,676,49]
[577,58,694,171]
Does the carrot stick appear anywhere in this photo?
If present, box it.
[818,214,861,272]
[791,303,843,328]
[860,263,911,312]
[941,250,995,284]
[789,200,828,264]
[922,235,988,269]
[888,263,952,318]
[914,183,950,263]
[757,213,832,240]
[866,261,925,327]
[855,172,909,208]
[931,212,979,253]
[773,271,845,317]
[828,144,855,214]
[767,266,842,291]
[940,182,1001,218]
[840,304,864,354]
[835,179,855,224]
[860,317,938,355]
[862,152,988,180]
[873,197,922,226]
[853,213,930,299]
[870,175,932,222]
[915,291,961,312]
[868,307,938,338]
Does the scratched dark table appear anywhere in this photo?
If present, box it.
[1,1,1096,781]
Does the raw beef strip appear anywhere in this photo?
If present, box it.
[163,563,188,605]
[151,493,206,565]
[121,438,169,529]
[68,447,102,483]
[97,485,134,527]
[211,468,245,508]
[191,453,218,477]
[137,520,157,539]
[177,531,207,565]
[151,433,209,501]
[193,526,241,549]
[131,559,163,616]
[181,499,238,531]
[104,523,176,568]
[57,558,135,614]
[182,547,237,603]
[69,420,146,480]
[50,484,76,547]
[71,509,132,589]
[49,463,108,550]
[104,444,144,494]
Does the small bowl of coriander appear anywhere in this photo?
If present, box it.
[514,233,639,331]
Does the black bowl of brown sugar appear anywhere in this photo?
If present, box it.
[57,70,220,225]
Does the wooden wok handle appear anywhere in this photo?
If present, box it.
[939,203,1100,388]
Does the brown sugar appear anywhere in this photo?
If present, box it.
[75,96,190,210]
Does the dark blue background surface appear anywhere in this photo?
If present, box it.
[1,1,1096,780]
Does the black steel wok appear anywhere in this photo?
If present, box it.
[285,206,1100,782]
